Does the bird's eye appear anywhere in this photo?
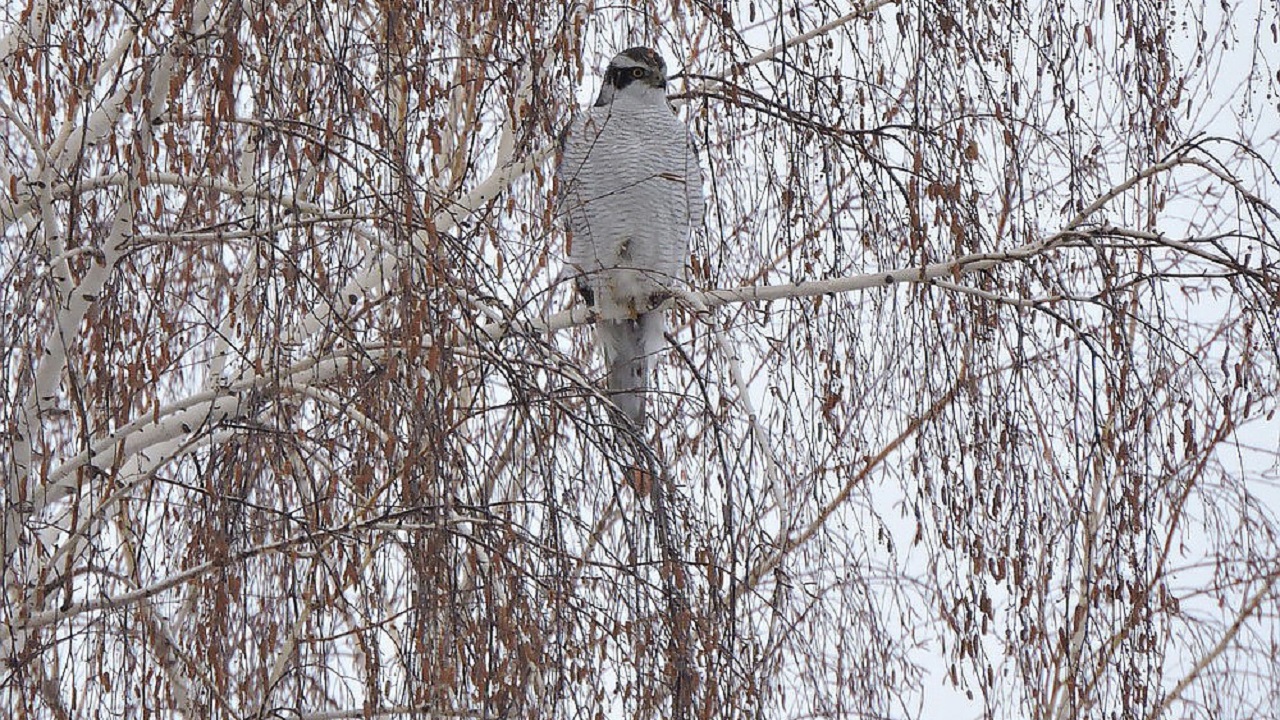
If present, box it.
[630,67,646,79]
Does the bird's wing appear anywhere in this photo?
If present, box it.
[684,129,706,232]
[555,113,589,219]
[556,110,612,274]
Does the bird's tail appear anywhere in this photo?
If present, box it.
[599,312,664,427]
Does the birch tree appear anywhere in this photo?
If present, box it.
[2,0,1278,718]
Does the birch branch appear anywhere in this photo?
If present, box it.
[39,343,372,504]
[6,187,135,564]
[1145,571,1279,720]
[114,513,200,716]
[745,362,968,590]
[44,0,157,170]
[484,229,1081,342]
[8,502,470,636]
[5,171,341,222]
[296,145,552,339]
[10,519,367,634]
[689,0,896,94]
[710,322,786,520]
[33,346,384,576]
[0,0,50,64]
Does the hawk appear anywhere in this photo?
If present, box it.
[557,47,705,427]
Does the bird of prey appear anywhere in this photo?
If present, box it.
[557,47,705,427]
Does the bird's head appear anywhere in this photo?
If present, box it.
[594,47,669,107]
